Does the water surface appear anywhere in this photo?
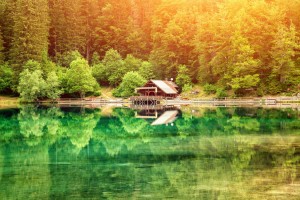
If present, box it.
[0,105,299,199]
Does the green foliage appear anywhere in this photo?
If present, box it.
[9,0,49,75]
[113,71,146,98]
[41,53,58,76]
[56,51,83,67]
[18,69,46,102]
[216,88,227,98]
[45,71,62,100]
[0,27,4,63]
[182,84,193,93]
[230,74,260,92]
[23,60,42,72]
[65,58,99,98]
[93,90,101,97]
[176,65,192,88]
[268,24,300,94]
[0,63,13,92]
[91,52,101,66]
[92,63,106,84]
[2,0,300,96]
[102,49,125,86]
[48,0,97,58]
[203,84,217,95]
[224,32,260,93]
[138,61,155,80]
[124,54,142,72]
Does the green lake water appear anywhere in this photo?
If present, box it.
[0,105,299,199]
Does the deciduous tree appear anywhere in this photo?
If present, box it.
[113,71,146,97]
[65,58,99,98]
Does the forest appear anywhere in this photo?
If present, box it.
[1,0,300,101]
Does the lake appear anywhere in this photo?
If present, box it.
[0,105,299,199]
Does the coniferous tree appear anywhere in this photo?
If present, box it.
[49,0,86,58]
[225,32,260,94]
[268,24,300,94]
[0,27,4,63]
[9,0,49,83]
[0,0,16,60]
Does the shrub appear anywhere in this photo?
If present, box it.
[216,88,227,98]
[203,84,217,95]
[182,84,193,93]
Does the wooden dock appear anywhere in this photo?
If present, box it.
[130,96,163,105]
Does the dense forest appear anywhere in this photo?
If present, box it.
[1,0,300,100]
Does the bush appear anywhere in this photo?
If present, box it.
[216,88,227,98]
[203,84,217,95]
[182,84,193,93]
[93,90,101,97]
[0,63,13,93]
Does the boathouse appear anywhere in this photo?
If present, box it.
[130,80,179,105]
[136,80,179,98]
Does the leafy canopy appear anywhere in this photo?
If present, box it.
[65,58,100,98]
[113,71,146,97]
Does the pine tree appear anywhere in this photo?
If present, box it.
[268,24,300,94]
[225,32,260,94]
[0,0,16,60]
[9,0,49,80]
[95,1,132,57]
[150,1,198,79]
[0,26,4,63]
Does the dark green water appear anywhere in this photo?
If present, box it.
[0,105,299,199]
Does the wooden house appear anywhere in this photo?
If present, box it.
[135,80,179,99]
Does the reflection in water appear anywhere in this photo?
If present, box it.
[134,105,180,126]
[0,106,299,199]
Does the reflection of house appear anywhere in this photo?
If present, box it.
[151,110,178,126]
[134,105,179,126]
[135,80,179,99]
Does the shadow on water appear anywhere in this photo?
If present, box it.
[0,105,299,199]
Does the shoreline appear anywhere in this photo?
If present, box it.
[1,96,300,108]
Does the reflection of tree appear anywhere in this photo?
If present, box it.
[0,106,300,199]
[93,113,126,156]
[115,108,148,135]
[0,109,19,142]
[63,109,100,150]
[18,105,63,146]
